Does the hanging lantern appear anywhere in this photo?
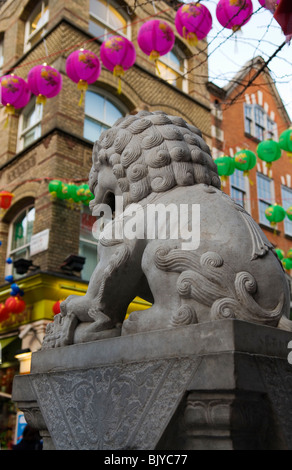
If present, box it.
[216,0,253,32]
[286,206,292,220]
[214,155,235,182]
[234,149,256,178]
[13,296,26,314]
[258,0,280,10]
[279,128,292,158]
[264,203,286,227]
[275,247,285,260]
[0,191,14,210]
[100,36,136,94]
[76,184,94,205]
[273,0,292,36]
[27,63,62,105]
[0,303,10,322]
[282,257,292,270]
[257,139,281,173]
[52,300,63,315]
[137,20,175,74]
[175,2,212,47]
[66,49,101,105]
[287,248,292,259]
[0,74,31,126]
[48,179,63,198]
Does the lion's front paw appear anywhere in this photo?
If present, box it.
[42,312,78,349]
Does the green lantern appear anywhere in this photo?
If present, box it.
[279,128,292,158]
[66,184,79,202]
[282,258,292,270]
[287,248,292,259]
[76,184,94,205]
[48,180,63,198]
[234,149,256,177]
[214,156,235,182]
[257,139,281,171]
[265,204,286,227]
[286,206,292,221]
[275,248,285,260]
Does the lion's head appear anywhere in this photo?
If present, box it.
[89,110,220,209]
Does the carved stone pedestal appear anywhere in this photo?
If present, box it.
[12,319,292,450]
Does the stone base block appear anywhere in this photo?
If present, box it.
[12,319,292,450]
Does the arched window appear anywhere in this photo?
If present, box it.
[157,45,187,92]
[6,206,35,277]
[18,98,43,151]
[83,89,127,142]
[89,0,129,40]
[24,0,49,51]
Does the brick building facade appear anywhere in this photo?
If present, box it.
[0,0,213,446]
[208,56,292,260]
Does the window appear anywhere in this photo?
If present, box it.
[257,173,273,226]
[0,34,4,75]
[84,89,126,142]
[18,98,43,150]
[244,103,278,141]
[157,46,186,92]
[230,169,247,209]
[281,186,292,236]
[7,206,35,278]
[89,0,129,40]
[24,0,49,51]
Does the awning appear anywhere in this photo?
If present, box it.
[0,336,18,350]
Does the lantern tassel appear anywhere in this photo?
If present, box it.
[182,27,198,47]
[113,65,124,95]
[36,94,47,105]
[243,171,253,185]
[77,80,88,106]
[4,104,15,129]
[149,50,161,75]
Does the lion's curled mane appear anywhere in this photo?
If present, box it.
[89,110,221,207]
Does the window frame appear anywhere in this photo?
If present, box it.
[157,45,187,93]
[230,168,247,210]
[6,205,35,277]
[83,87,127,143]
[17,98,43,152]
[256,172,275,227]
[89,0,130,40]
[281,185,292,237]
[243,103,278,141]
[24,0,49,52]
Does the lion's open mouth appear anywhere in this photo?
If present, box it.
[92,191,115,218]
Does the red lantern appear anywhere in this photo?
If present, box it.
[100,36,136,94]
[52,300,63,315]
[175,3,212,47]
[0,191,14,210]
[66,49,101,105]
[216,0,253,32]
[274,0,292,35]
[0,74,31,126]
[27,63,62,105]
[13,297,26,314]
[0,303,10,322]
[5,296,17,312]
[137,20,175,73]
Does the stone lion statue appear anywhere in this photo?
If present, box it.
[42,110,292,349]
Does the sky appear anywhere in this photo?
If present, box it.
[181,0,292,121]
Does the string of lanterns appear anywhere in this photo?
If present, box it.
[215,128,292,184]
[1,0,280,113]
[48,180,94,206]
[275,247,292,271]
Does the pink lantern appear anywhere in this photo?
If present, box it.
[216,0,253,32]
[175,2,212,47]
[0,74,31,125]
[100,36,136,94]
[258,0,280,11]
[27,63,62,105]
[66,49,101,105]
[137,19,175,73]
